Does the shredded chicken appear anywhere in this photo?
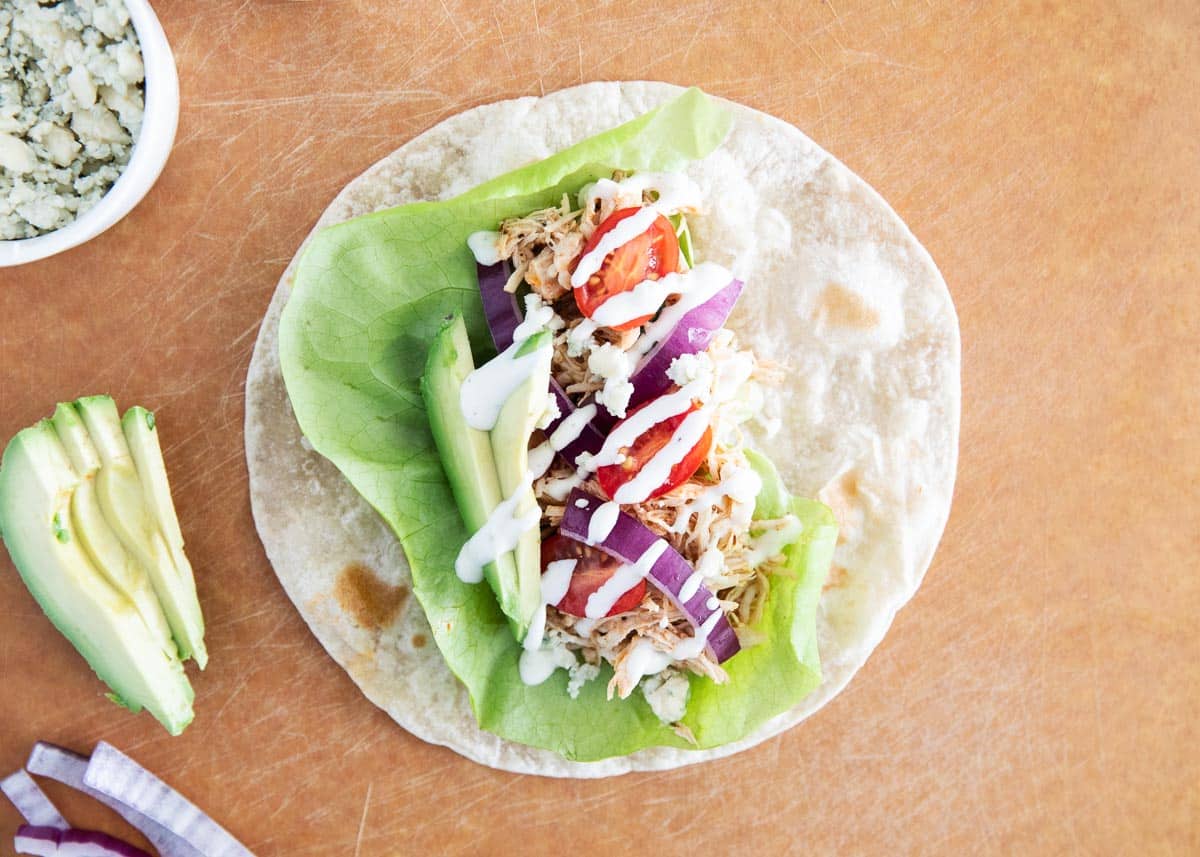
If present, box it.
[496,195,584,302]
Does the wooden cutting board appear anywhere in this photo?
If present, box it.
[1,1,1196,853]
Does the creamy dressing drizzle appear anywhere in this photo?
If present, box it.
[588,271,682,329]
[549,403,597,451]
[518,643,576,686]
[612,407,712,505]
[518,558,579,685]
[541,472,584,502]
[459,338,547,431]
[584,538,667,618]
[744,514,803,568]
[566,318,598,358]
[669,465,763,534]
[678,570,704,603]
[570,207,661,289]
[578,173,702,219]
[670,608,726,661]
[454,473,540,584]
[586,501,620,544]
[467,230,504,265]
[631,262,734,360]
[587,384,697,471]
[622,638,673,685]
[527,441,556,482]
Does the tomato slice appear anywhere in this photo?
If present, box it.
[596,395,713,501]
[573,207,681,331]
[541,534,646,618]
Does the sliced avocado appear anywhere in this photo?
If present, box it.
[74,396,207,668]
[488,330,553,641]
[421,316,524,634]
[0,422,194,735]
[50,403,177,658]
[120,405,204,666]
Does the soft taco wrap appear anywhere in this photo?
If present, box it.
[245,82,959,776]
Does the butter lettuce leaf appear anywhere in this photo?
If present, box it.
[279,89,836,761]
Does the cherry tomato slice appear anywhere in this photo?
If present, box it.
[573,207,681,331]
[596,396,713,501]
[541,534,646,618]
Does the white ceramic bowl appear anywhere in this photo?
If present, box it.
[0,0,179,268]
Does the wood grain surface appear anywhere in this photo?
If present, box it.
[1,1,1197,854]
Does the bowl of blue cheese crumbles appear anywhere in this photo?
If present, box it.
[0,0,178,267]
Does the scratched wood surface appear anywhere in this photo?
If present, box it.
[1,1,1197,854]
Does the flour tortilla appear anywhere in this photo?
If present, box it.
[245,81,959,777]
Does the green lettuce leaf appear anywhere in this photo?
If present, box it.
[279,89,836,761]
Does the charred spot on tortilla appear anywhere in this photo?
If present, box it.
[815,282,881,330]
[334,562,407,631]
[412,633,427,649]
[824,565,850,591]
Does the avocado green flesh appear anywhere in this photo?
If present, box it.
[487,331,553,642]
[421,316,524,634]
[121,406,206,669]
[75,396,207,668]
[0,423,194,735]
[50,403,177,658]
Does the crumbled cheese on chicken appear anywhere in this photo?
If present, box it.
[566,660,600,699]
[640,669,691,724]
[0,0,145,239]
[667,351,716,396]
[587,342,636,418]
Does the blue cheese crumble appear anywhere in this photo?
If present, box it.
[0,0,144,239]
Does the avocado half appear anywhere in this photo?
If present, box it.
[0,397,206,735]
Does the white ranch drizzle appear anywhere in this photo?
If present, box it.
[454,473,540,584]
[518,642,576,686]
[549,403,597,450]
[588,384,697,470]
[678,569,705,603]
[527,440,556,482]
[744,515,804,568]
[586,501,620,544]
[570,207,661,289]
[670,608,727,661]
[459,338,547,431]
[631,262,734,360]
[668,465,762,534]
[518,559,579,686]
[566,318,598,358]
[578,173,703,219]
[588,271,683,329]
[521,559,577,653]
[622,638,673,686]
[611,407,712,505]
[584,538,667,618]
[467,230,504,265]
[542,473,584,502]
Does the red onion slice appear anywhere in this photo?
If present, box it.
[13,825,58,857]
[2,770,67,830]
[476,261,605,463]
[15,825,154,857]
[560,489,740,663]
[83,742,253,857]
[26,743,207,857]
[477,261,521,353]
[594,277,743,430]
